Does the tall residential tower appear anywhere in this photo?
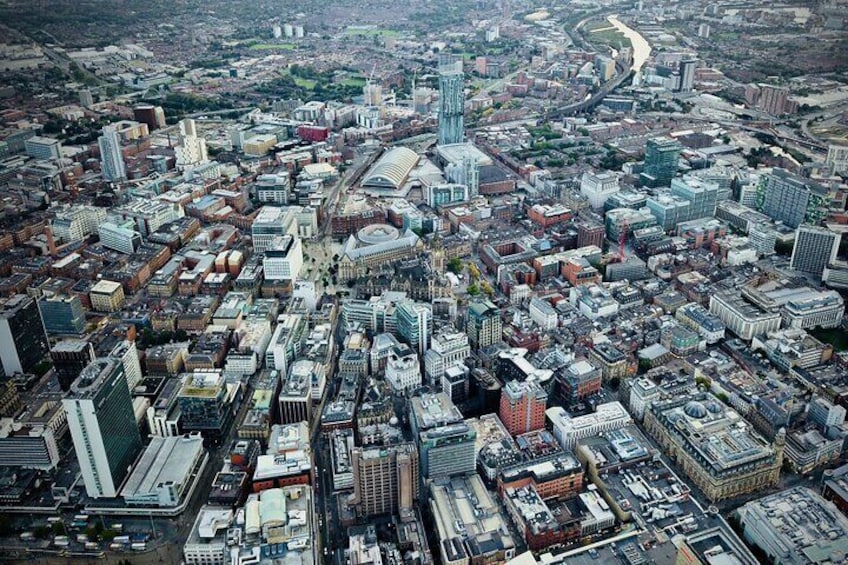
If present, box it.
[438,57,464,146]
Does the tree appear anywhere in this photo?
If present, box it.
[480,281,494,296]
[447,258,463,274]
[467,284,480,296]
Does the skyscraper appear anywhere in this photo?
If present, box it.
[679,59,697,92]
[438,57,464,146]
[0,295,49,376]
[790,225,840,278]
[98,125,127,182]
[641,137,681,187]
[759,169,828,229]
[63,358,142,498]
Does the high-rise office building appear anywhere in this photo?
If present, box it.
[109,340,143,391]
[580,171,620,209]
[98,221,142,254]
[670,176,718,220]
[262,235,303,282]
[63,358,142,498]
[174,118,208,170]
[133,104,166,131]
[759,169,829,229]
[640,137,681,187]
[679,59,697,92]
[410,393,476,480]
[98,125,127,182]
[251,206,298,254]
[51,340,96,391]
[0,295,49,376]
[438,57,465,146]
[38,294,86,336]
[466,299,502,349]
[178,371,233,441]
[24,136,62,160]
[395,301,432,357]
[790,225,840,278]
[350,443,419,517]
[499,380,547,436]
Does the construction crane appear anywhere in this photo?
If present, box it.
[367,63,377,87]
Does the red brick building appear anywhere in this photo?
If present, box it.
[499,380,547,436]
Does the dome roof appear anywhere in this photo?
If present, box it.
[705,401,722,414]
[357,223,400,245]
[684,401,708,419]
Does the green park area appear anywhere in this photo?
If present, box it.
[340,77,367,87]
[589,27,632,49]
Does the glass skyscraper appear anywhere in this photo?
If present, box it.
[38,294,86,336]
[641,137,682,187]
[438,58,465,146]
[98,125,127,182]
[63,358,142,498]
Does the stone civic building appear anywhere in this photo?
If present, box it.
[643,392,784,502]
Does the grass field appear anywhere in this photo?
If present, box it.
[249,43,296,50]
[343,27,400,37]
[292,77,316,89]
[589,28,632,49]
[340,77,366,87]
[585,20,616,32]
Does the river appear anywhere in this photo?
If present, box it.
[606,15,651,82]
